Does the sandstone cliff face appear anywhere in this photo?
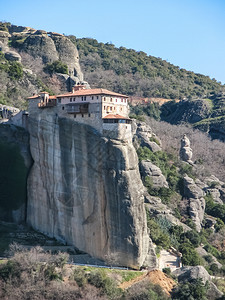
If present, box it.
[183,175,205,232]
[27,109,154,268]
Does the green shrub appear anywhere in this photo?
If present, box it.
[44,60,68,75]
[171,278,208,300]
[181,230,201,247]
[179,242,202,266]
[8,62,23,80]
[149,136,160,146]
[204,243,221,259]
[87,270,122,299]
[73,269,87,287]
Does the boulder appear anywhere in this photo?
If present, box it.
[205,188,223,204]
[0,30,10,45]
[133,121,161,152]
[140,160,168,189]
[4,51,21,62]
[173,266,223,299]
[0,41,8,52]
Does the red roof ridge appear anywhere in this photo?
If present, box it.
[103,114,130,119]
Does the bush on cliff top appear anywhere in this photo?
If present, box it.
[44,60,69,75]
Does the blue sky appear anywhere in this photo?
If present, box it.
[1,0,225,84]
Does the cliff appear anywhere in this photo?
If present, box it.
[0,124,32,223]
[26,108,155,269]
[0,24,84,109]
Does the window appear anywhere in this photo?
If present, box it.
[110,107,112,111]
[92,96,94,100]
[116,99,117,102]
[84,96,86,101]
[124,99,126,103]
[97,96,99,99]
[74,114,76,118]
[121,99,123,103]
[81,96,83,101]
[73,98,75,102]
[88,113,91,117]
[58,98,61,103]
[70,98,72,102]
[110,97,112,102]
[82,114,84,117]
[62,106,64,110]
[104,97,106,101]
[121,107,122,111]
[104,106,106,110]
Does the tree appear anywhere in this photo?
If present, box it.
[172,278,208,300]
[44,60,68,75]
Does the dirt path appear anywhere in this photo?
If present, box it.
[119,269,176,296]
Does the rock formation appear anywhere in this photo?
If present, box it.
[140,160,168,189]
[133,121,161,152]
[183,175,205,232]
[173,266,223,299]
[180,134,193,163]
[26,108,156,269]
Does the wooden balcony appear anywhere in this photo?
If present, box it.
[66,103,89,114]
[38,100,56,108]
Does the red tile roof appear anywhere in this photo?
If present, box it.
[56,88,128,98]
[27,95,39,99]
[103,114,130,120]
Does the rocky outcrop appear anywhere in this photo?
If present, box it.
[173,266,223,299]
[161,99,212,124]
[0,30,10,45]
[133,121,161,152]
[140,160,168,189]
[20,31,83,82]
[183,175,205,232]
[0,25,84,94]
[4,50,21,62]
[179,134,193,163]
[0,104,20,119]
[26,109,156,269]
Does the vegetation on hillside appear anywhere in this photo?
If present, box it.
[0,51,23,80]
[68,36,224,99]
[44,60,69,75]
[0,245,169,300]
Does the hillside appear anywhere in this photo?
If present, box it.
[0,22,84,109]
[70,36,225,99]
[2,22,225,299]
[0,21,224,111]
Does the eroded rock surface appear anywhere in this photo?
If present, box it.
[180,134,193,163]
[140,160,168,189]
[183,175,205,232]
[27,109,156,269]
[133,121,161,152]
[173,266,223,299]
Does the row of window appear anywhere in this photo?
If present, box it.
[103,106,123,112]
[68,95,99,102]
[103,97,127,103]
